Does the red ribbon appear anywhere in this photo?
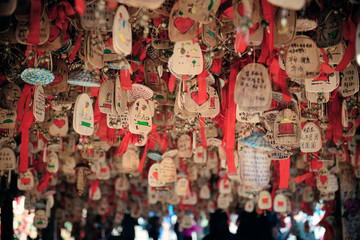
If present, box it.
[37,171,51,192]
[138,142,148,173]
[279,158,290,189]
[17,85,35,174]
[117,130,131,157]
[48,1,76,43]
[325,95,343,144]
[89,179,100,206]
[169,74,176,92]
[120,69,132,90]
[69,32,84,62]
[75,0,85,15]
[27,0,42,45]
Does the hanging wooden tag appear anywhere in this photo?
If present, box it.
[219,178,232,194]
[49,111,68,137]
[43,58,69,95]
[115,75,128,114]
[87,31,104,68]
[33,85,45,122]
[17,170,34,191]
[236,108,261,123]
[239,147,270,188]
[305,92,330,103]
[81,1,113,31]
[273,193,287,213]
[0,0,17,16]
[342,100,349,128]
[121,148,139,173]
[217,193,230,209]
[158,157,176,183]
[274,109,300,146]
[263,110,279,131]
[170,41,203,75]
[179,0,221,24]
[188,163,198,181]
[98,78,115,114]
[316,8,343,48]
[129,98,152,134]
[249,25,264,46]
[201,86,220,118]
[107,110,129,129]
[113,5,132,56]
[175,177,189,196]
[244,200,255,212]
[97,161,110,180]
[317,167,330,192]
[300,122,322,153]
[234,63,271,112]
[0,147,16,171]
[320,42,345,65]
[343,118,356,137]
[177,134,192,158]
[258,191,272,210]
[115,176,130,192]
[169,2,198,42]
[73,93,94,136]
[34,209,48,229]
[193,146,207,164]
[285,36,321,79]
[273,9,296,47]
[15,12,50,45]
[0,83,21,110]
[199,185,211,199]
[184,82,210,113]
[47,152,59,173]
[148,163,165,187]
[202,20,220,48]
[338,62,359,97]
[0,109,16,129]
[268,0,305,10]
[304,72,339,93]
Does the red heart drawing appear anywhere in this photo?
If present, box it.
[152,171,158,181]
[320,175,328,185]
[53,119,66,128]
[174,17,194,34]
[191,92,210,106]
[21,177,31,185]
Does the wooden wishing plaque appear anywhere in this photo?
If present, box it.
[33,85,45,122]
[258,191,272,209]
[121,148,139,172]
[148,163,165,187]
[16,12,50,45]
[317,167,330,192]
[98,78,114,114]
[170,41,203,75]
[0,109,16,129]
[115,76,128,114]
[158,158,176,183]
[234,63,271,112]
[305,91,330,103]
[177,134,192,158]
[338,62,359,97]
[0,147,16,171]
[73,93,94,136]
[17,170,34,191]
[304,71,339,93]
[49,111,68,137]
[300,122,322,153]
[201,86,220,118]
[0,83,21,110]
[239,147,270,188]
[179,0,221,24]
[202,20,220,48]
[184,82,210,113]
[316,8,343,48]
[107,110,129,129]
[244,200,255,212]
[302,186,314,202]
[285,36,321,79]
[274,109,300,146]
[86,31,104,69]
[175,177,189,196]
[268,0,305,10]
[43,58,69,95]
[81,2,113,31]
[273,9,296,47]
[274,193,287,213]
[320,42,345,65]
[129,98,152,134]
[169,2,198,42]
[113,5,132,56]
